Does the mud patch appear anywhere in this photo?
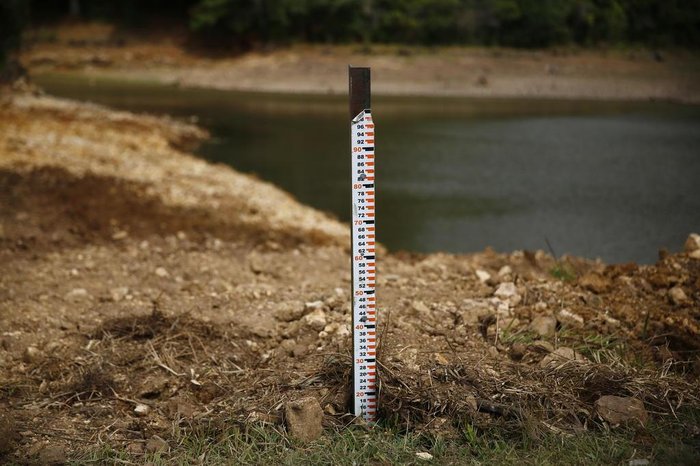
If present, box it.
[0,166,332,254]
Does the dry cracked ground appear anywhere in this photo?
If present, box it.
[1,90,699,463]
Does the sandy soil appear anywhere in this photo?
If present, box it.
[1,90,699,462]
[20,23,700,103]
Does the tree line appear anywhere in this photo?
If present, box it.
[187,0,700,49]
[2,0,699,75]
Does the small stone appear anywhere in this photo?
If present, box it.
[629,459,650,466]
[494,282,517,297]
[304,309,327,331]
[595,395,648,427]
[44,341,61,353]
[556,308,584,327]
[22,346,44,364]
[110,286,129,302]
[530,340,555,353]
[304,301,324,311]
[579,272,611,294]
[274,301,305,322]
[325,323,350,338]
[416,451,434,461]
[540,346,587,368]
[690,250,700,260]
[292,344,308,358]
[510,343,526,360]
[155,267,169,278]
[64,288,90,302]
[603,314,621,328]
[529,315,557,337]
[475,269,491,283]
[126,442,145,455]
[284,397,323,443]
[433,353,449,366]
[324,404,337,415]
[145,435,169,453]
[338,324,350,337]
[246,411,277,424]
[411,300,430,313]
[494,282,521,305]
[134,404,151,417]
[281,339,296,355]
[323,323,338,334]
[37,445,67,465]
[464,394,478,411]
[0,411,16,454]
[684,233,700,253]
[497,265,512,277]
[112,230,128,240]
[668,286,689,306]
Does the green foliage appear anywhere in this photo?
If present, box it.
[71,415,700,465]
[550,263,576,282]
[0,0,29,72]
[185,0,700,48]
[16,0,700,49]
[189,0,367,45]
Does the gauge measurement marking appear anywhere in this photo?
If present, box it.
[352,108,378,422]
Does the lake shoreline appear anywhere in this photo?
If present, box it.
[21,40,700,104]
[32,71,700,264]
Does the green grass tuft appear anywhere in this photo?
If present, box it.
[550,263,577,282]
[69,412,700,465]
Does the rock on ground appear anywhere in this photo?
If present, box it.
[493,282,521,306]
[39,445,68,465]
[556,308,585,327]
[668,286,689,306]
[540,347,587,368]
[595,395,648,427]
[0,411,16,454]
[145,435,169,453]
[684,233,700,252]
[284,397,323,443]
[578,272,611,294]
[304,309,327,331]
[529,315,557,337]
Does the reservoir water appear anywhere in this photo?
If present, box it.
[35,74,700,264]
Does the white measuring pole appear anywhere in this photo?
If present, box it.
[349,66,377,422]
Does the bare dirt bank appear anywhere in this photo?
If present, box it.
[20,23,700,103]
[1,92,699,462]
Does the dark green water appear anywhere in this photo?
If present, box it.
[35,73,700,264]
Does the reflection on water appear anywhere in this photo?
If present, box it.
[36,73,700,264]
